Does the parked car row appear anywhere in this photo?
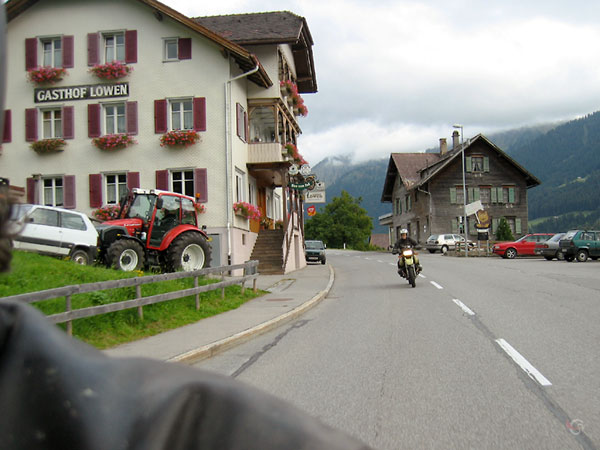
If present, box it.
[425,234,475,254]
[491,230,600,262]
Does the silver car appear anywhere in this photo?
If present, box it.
[10,204,98,265]
[425,234,470,254]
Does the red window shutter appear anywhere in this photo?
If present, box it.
[63,175,76,209]
[2,110,11,143]
[126,101,138,135]
[178,38,191,60]
[88,104,101,138]
[25,38,37,70]
[62,106,74,139]
[154,99,167,134]
[26,178,36,204]
[25,108,38,142]
[127,172,140,190]
[89,174,102,208]
[125,30,137,63]
[62,35,74,68]
[87,33,99,66]
[194,168,208,203]
[193,97,206,132]
[155,170,169,190]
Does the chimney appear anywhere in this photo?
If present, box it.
[439,138,447,155]
[452,130,460,149]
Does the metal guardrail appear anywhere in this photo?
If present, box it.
[1,260,260,336]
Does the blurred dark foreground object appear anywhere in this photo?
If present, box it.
[0,301,371,450]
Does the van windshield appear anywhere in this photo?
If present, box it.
[305,241,324,249]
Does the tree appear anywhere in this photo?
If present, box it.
[304,190,373,249]
[495,217,515,241]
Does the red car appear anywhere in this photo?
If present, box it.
[492,233,555,259]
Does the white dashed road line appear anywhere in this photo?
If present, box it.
[495,338,552,386]
[430,281,444,290]
[452,299,475,316]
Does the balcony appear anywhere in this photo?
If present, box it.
[248,142,291,164]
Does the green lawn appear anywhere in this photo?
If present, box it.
[0,251,263,349]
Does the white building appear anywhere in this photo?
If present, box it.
[2,0,317,273]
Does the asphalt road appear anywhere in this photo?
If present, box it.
[194,251,600,450]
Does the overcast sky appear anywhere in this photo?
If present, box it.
[166,0,600,165]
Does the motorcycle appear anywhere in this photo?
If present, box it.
[393,245,418,287]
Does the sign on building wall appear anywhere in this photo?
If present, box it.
[305,190,326,203]
[34,82,130,103]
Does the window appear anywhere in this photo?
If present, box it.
[471,156,484,173]
[164,38,178,60]
[42,109,62,139]
[170,99,193,130]
[480,187,491,204]
[61,212,87,231]
[105,174,127,204]
[248,182,256,206]
[43,177,63,207]
[104,103,126,135]
[237,103,248,142]
[104,33,125,63]
[405,194,411,212]
[171,170,194,197]
[235,169,245,202]
[249,106,276,143]
[30,208,59,227]
[41,37,62,67]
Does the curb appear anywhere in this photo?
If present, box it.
[168,264,335,365]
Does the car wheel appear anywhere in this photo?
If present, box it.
[321,258,326,265]
[428,249,436,253]
[70,249,91,265]
[565,255,575,262]
[166,232,212,272]
[441,245,449,254]
[543,255,553,261]
[576,249,588,263]
[591,257,599,261]
[556,252,564,261]
[505,248,517,259]
[108,240,144,271]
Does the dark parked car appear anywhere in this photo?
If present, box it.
[534,232,565,260]
[492,233,554,259]
[558,230,600,262]
[305,240,326,264]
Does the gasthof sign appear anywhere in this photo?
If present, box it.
[34,82,129,103]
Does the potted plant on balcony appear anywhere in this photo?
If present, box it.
[92,133,137,151]
[160,130,200,147]
[30,138,66,154]
[27,66,67,84]
[233,201,262,220]
[89,61,133,80]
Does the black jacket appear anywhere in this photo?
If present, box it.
[392,237,418,252]
[0,301,372,450]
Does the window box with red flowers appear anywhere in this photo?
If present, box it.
[195,203,206,214]
[27,66,67,84]
[92,205,121,221]
[89,61,133,80]
[92,133,137,151]
[160,129,200,147]
[30,138,66,154]
[233,201,262,220]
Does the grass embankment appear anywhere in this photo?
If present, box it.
[0,251,263,349]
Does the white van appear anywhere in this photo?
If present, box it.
[11,204,98,265]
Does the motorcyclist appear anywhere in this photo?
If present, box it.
[392,229,422,275]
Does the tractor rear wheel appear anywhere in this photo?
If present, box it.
[166,233,211,272]
[108,240,144,271]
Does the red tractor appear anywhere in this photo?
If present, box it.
[96,188,211,272]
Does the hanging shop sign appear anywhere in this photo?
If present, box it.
[34,82,129,103]
[305,190,326,203]
[289,181,312,190]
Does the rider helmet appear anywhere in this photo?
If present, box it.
[400,228,408,235]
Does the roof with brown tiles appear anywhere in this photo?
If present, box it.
[195,12,317,93]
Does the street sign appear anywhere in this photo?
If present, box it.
[305,190,326,203]
[290,181,312,190]
[465,200,483,216]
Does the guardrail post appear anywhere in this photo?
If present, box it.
[221,270,225,300]
[65,294,72,336]
[194,276,200,310]
[241,264,246,295]
[136,285,143,320]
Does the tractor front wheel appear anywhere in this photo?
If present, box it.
[166,233,211,272]
[108,240,144,271]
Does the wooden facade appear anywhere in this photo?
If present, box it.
[381,134,541,244]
